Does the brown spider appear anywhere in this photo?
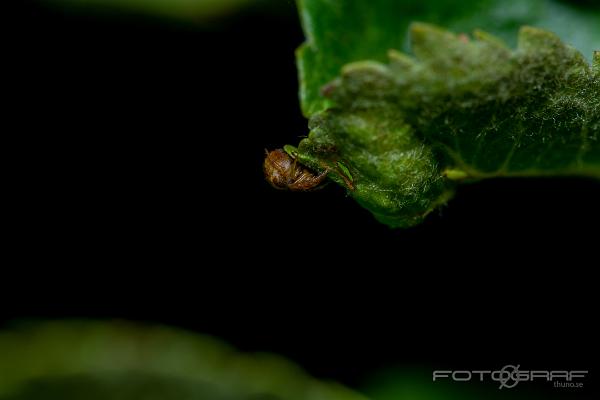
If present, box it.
[263,148,329,191]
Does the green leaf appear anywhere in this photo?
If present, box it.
[297,0,600,116]
[0,321,366,400]
[298,0,600,227]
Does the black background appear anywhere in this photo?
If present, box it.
[3,0,598,396]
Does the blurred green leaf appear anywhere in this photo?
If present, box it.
[0,321,366,400]
[43,0,265,19]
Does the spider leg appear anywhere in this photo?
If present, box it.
[329,163,354,191]
[288,157,300,185]
[316,162,354,190]
[339,173,355,191]
[314,168,329,183]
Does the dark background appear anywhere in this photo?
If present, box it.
[3,0,597,396]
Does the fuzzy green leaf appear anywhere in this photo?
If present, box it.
[292,1,599,228]
[0,321,366,400]
[297,0,600,116]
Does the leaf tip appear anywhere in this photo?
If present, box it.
[517,25,560,52]
[409,21,451,41]
[409,22,459,59]
[387,49,416,69]
[341,60,389,76]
